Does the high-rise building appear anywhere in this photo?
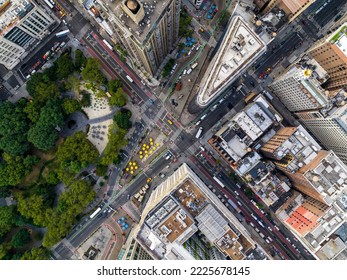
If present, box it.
[296,105,347,164]
[122,236,153,260]
[86,0,181,76]
[308,23,347,93]
[0,0,56,69]
[260,126,347,205]
[270,64,329,112]
[133,163,255,260]
[260,0,315,22]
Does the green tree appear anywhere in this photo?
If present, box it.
[39,99,65,128]
[26,73,59,104]
[16,193,49,226]
[81,58,106,84]
[80,91,91,107]
[95,164,108,176]
[114,108,132,129]
[0,206,16,237]
[0,101,29,156]
[11,228,30,248]
[66,76,80,97]
[107,79,122,94]
[62,98,81,115]
[179,9,193,37]
[21,247,50,260]
[74,49,87,70]
[28,123,58,151]
[23,100,41,123]
[109,88,127,107]
[0,243,11,260]
[44,170,60,185]
[0,154,39,186]
[54,54,74,80]
[27,99,64,151]
[100,128,127,165]
[56,131,99,174]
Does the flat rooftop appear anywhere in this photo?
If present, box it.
[97,0,172,44]
[0,0,33,35]
[197,16,265,106]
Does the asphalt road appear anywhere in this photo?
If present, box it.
[312,0,346,27]
[254,32,303,76]
[64,152,173,251]
[193,149,315,260]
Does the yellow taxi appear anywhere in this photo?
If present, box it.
[167,119,173,125]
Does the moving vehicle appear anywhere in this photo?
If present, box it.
[126,75,133,83]
[213,176,225,188]
[164,151,172,160]
[56,30,69,37]
[90,207,101,219]
[167,119,173,125]
[191,62,198,69]
[227,199,241,213]
[195,126,203,139]
[159,173,165,178]
[103,39,113,50]
[200,114,207,120]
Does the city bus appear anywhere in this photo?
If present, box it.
[56,30,69,37]
[213,175,225,188]
[126,75,134,83]
[102,39,113,50]
[89,207,101,219]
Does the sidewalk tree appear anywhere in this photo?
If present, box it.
[179,9,193,37]
[0,101,29,156]
[109,88,127,107]
[74,49,87,70]
[100,128,127,165]
[107,79,122,93]
[26,73,59,104]
[95,164,108,176]
[81,58,106,84]
[54,53,74,80]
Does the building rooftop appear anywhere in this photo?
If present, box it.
[302,151,347,205]
[197,16,266,106]
[316,237,346,260]
[135,163,255,260]
[0,0,33,36]
[90,0,172,44]
[233,102,275,141]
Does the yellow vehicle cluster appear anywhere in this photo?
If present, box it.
[125,161,139,175]
[138,138,160,159]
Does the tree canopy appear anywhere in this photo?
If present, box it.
[62,98,81,115]
[11,228,30,248]
[54,54,74,80]
[100,127,127,165]
[23,100,41,123]
[179,9,193,37]
[0,205,16,237]
[0,154,39,186]
[81,58,106,84]
[114,108,132,129]
[74,49,87,70]
[21,247,50,260]
[26,73,59,104]
[0,101,29,156]
[56,131,99,174]
[107,79,122,94]
[109,88,127,107]
[27,99,64,151]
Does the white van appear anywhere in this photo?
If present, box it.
[195,127,203,139]
[183,69,187,75]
